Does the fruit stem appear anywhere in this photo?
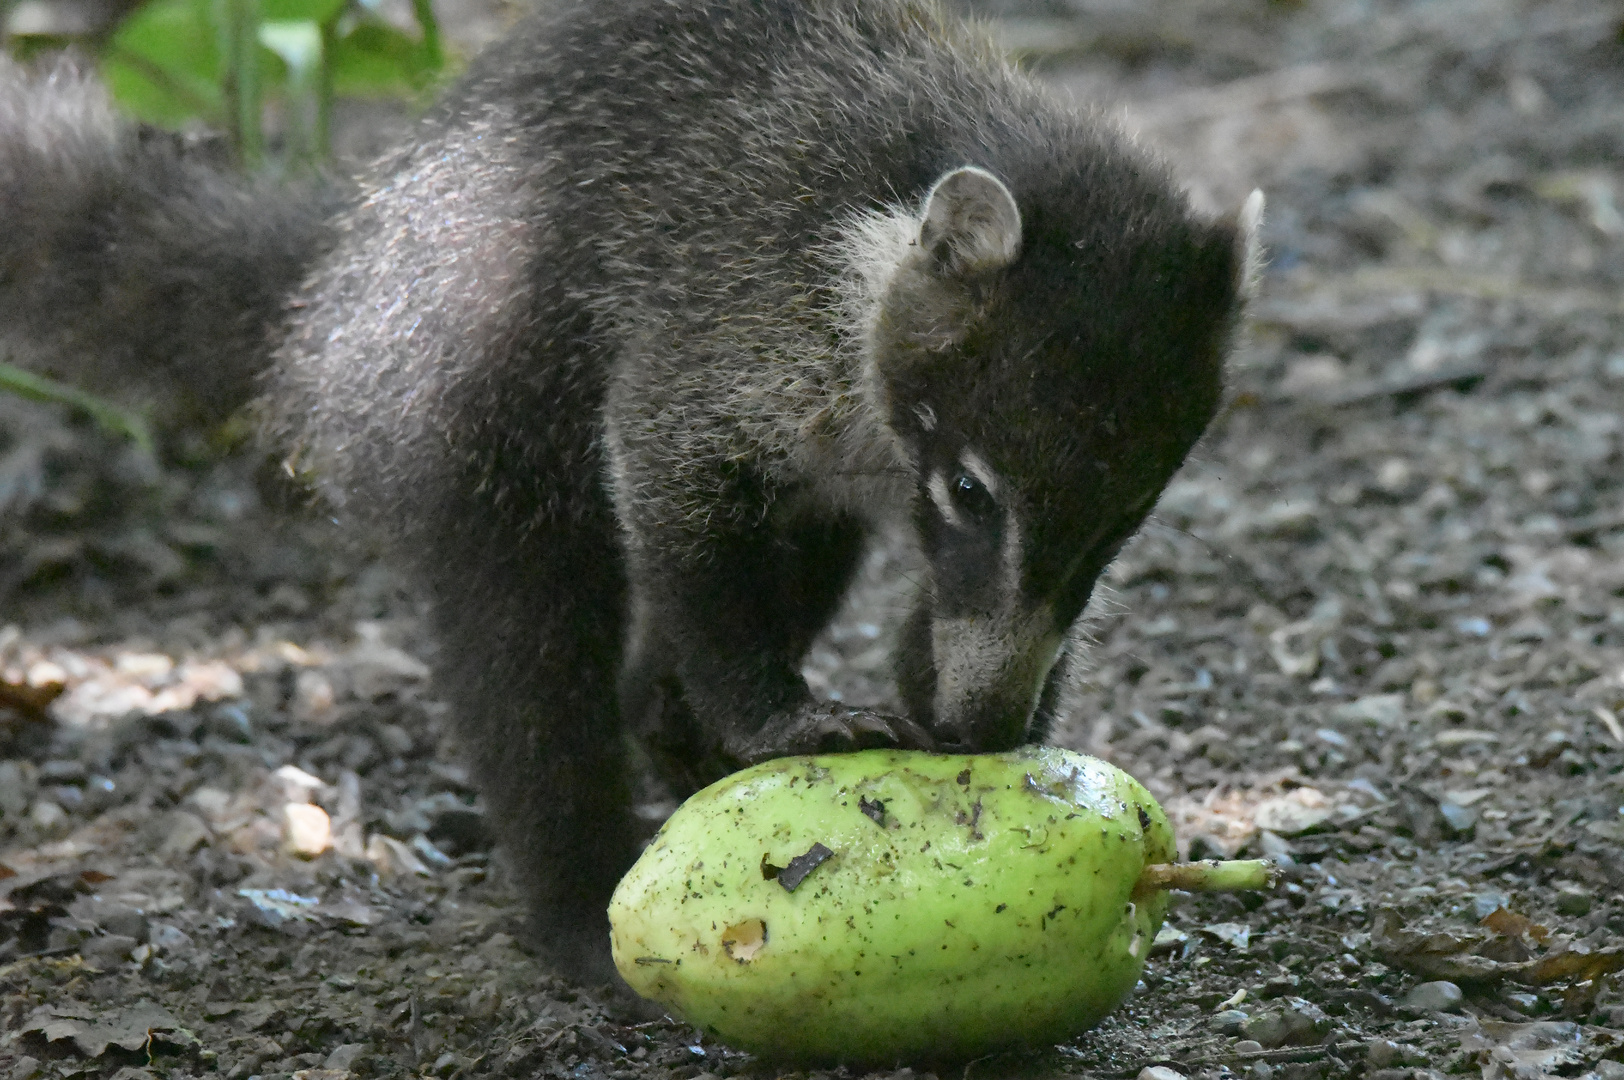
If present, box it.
[1133,859,1279,898]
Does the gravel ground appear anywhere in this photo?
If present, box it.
[4,1,1624,1078]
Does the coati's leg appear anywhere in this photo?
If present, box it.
[420,504,638,982]
[618,481,934,772]
[393,387,643,980]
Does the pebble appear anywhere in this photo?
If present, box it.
[1367,1040,1400,1068]
[29,800,66,828]
[1437,800,1477,837]
[323,1044,367,1071]
[1239,998,1330,1048]
[285,803,333,857]
[38,759,88,784]
[1232,1040,1264,1054]
[1136,1068,1187,1080]
[204,703,254,742]
[96,904,150,941]
[1401,980,1464,1013]
[1554,888,1591,916]
[150,923,193,954]
[1212,1009,1249,1035]
[81,934,140,968]
[1592,1061,1624,1080]
[159,810,212,857]
[1366,1039,1423,1067]
[0,761,32,816]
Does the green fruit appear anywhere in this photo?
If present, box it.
[608,747,1178,1064]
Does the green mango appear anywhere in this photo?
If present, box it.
[609,746,1178,1064]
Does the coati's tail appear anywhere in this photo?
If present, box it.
[0,56,340,425]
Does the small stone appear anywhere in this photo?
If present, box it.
[375,723,414,756]
[81,933,140,968]
[366,833,431,876]
[29,799,66,828]
[1401,980,1463,1013]
[1257,830,1295,858]
[1592,1061,1624,1080]
[0,761,33,816]
[1253,787,1333,836]
[1366,1040,1401,1068]
[1333,694,1406,726]
[99,905,149,941]
[1136,1068,1186,1080]
[284,803,332,857]
[1554,888,1592,916]
[1437,800,1476,837]
[38,759,88,784]
[323,1044,367,1072]
[204,703,254,742]
[1472,892,1511,919]
[149,923,193,954]
[1247,1064,1273,1080]
[1212,1009,1249,1035]
[9,1056,42,1080]
[1202,922,1251,950]
[1151,927,1189,955]
[1240,1006,1322,1049]
[1503,991,1542,1013]
[1232,1040,1264,1054]
[82,775,118,812]
[158,810,212,857]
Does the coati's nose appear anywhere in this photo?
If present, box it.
[928,615,1063,752]
[931,703,1030,753]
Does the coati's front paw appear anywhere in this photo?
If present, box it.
[725,704,936,765]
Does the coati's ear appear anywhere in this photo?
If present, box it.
[1232,188,1265,301]
[918,166,1022,276]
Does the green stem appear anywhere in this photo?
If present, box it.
[410,0,442,71]
[1133,859,1279,899]
[0,362,155,456]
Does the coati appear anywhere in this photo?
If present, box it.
[0,0,1261,983]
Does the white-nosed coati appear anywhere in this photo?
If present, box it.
[0,0,1260,983]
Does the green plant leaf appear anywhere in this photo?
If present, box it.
[103,0,223,127]
[329,19,436,96]
[260,0,344,26]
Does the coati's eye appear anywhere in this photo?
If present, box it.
[950,472,997,519]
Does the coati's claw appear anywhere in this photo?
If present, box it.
[726,705,938,765]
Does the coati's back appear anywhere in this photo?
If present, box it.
[274,0,1239,555]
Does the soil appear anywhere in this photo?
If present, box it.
[4,1,1624,1078]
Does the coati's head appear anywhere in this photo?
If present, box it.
[865,162,1261,751]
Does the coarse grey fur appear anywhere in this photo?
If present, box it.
[0,55,338,424]
[0,0,1259,984]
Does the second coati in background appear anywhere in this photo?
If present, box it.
[0,0,1261,983]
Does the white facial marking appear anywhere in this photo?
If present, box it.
[914,402,937,432]
[927,470,962,528]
